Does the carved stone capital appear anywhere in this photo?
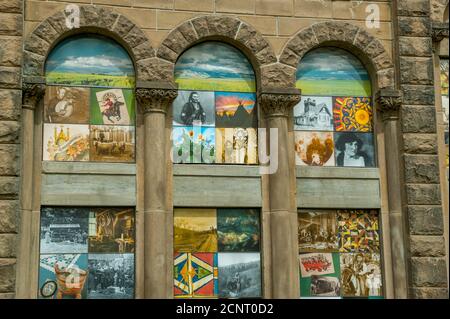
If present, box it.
[259,88,301,118]
[136,87,178,114]
[432,22,449,42]
[376,89,403,121]
[22,82,46,110]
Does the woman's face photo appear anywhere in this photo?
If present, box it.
[344,141,359,157]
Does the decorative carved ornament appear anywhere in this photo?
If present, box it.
[259,90,301,118]
[136,88,178,114]
[22,82,46,110]
[432,22,449,42]
[375,89,403,121]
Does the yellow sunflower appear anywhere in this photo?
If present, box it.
[355,109,370,126]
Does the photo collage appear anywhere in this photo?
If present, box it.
[173,42,258,165]
[173,208,261,298]
[43,34,136,163]
[294,48,376,168]
[38,207,135,299]
[298,210,383,299]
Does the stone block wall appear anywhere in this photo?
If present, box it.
[0,0,22,299]
[22,0,394,59]
[397,0,448,298]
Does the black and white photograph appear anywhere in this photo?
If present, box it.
[310,275,341,297]
[293,96,333,131]
[87,254,134,299]
[218,253,261,298]
[173,90,215,127]
[40,207,89,254]
[334,132,375,167]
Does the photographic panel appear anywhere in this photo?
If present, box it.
[90,88,135,125]
[40,207,89,254]
[218,253,261,298]
[88,208,135,253]
[89,125,135,163]
[43,124,90,161]
[174,208,218,253]
[174,252,218,298]
[173,90,215,127]
[217,209,260,252]
[39,254,88,299]
[293,96,333,131]
[294,131,335,166]
[298,210,339,253]
[44,86,89,124]
[215,128,257,164]
[337,210,380,253]
[333,97,373,132]
[87,254,134,299]
[172,126,215,164]
[334,132,375,167]
[215,92,257,128]
[340,253,382,297]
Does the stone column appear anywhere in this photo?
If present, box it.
[16,78,45,299]
[259,88,301,299]
[136,82,177,299]
[376,89,409,299]
[395,0,448,298]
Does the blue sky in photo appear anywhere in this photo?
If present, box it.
[296,47,369,81]
[175,42,255,80]
[45,35,134,76]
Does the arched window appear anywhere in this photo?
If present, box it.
[294,47,375,168]
[171,42,262,299]
[38,35,136,299]
[172,42,258,164]
[294,47,383,299]
[43,34,136,163]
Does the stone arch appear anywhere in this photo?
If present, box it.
[431,0,449,22]
[22,5,155,82]
[279,21,395,90]
[155,15,277,87]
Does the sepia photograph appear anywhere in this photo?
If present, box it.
[90,125,135,162]
[87,254,134,299]
[298,211,339,253]
[88,208,135,253]
[215,128,257,164]
[174,208,218,253]
[340,253,382,297]
[40,207,89,254]
[294,131,335,166]
[44,86,90,124]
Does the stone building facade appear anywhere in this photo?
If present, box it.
[0,0,448,299]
